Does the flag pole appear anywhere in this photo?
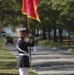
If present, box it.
[27,18,32,63]
[27,18,30,31]
[22,0,40,63]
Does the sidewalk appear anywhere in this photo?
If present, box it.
[31,47,74,75]
[3,38,74,75]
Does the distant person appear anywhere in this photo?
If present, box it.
[34,39,38,52]
[0,31,6,38]
[16,28,35,75]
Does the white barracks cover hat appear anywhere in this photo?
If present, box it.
[17,28,27,32]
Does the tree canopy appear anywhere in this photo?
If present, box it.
[0,0,74,31]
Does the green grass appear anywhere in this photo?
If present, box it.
[39,40,63,48]
[39,39,74,52]
[0,38,38,75]
[67,48,74,52]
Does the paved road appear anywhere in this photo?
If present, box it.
[3,38,74,75]
[31,48,74,75]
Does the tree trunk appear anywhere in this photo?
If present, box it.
[42,27,47,40]
[58,28,63,43]
[53,28,57,42]
[36,27,39,37]
[48,27,51,40]
[33,27,35,36]
[68,29,71,47]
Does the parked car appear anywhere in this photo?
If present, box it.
[5,36,14,45]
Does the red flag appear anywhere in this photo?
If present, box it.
[22,0,41,22]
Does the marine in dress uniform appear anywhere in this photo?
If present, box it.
[16,28,34,75]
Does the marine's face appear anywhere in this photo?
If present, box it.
[18,31,26,38]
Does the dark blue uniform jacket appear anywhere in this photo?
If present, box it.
[16,37,34,68]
